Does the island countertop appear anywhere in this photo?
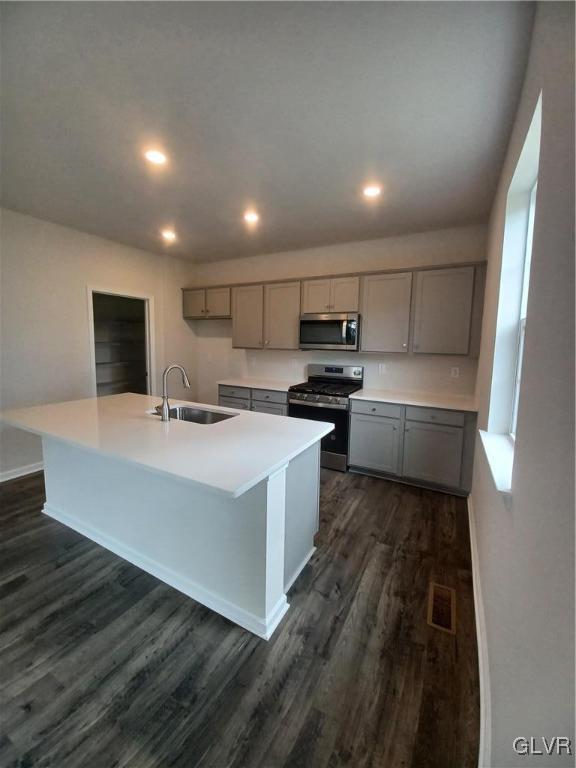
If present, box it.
[1,393,333,498]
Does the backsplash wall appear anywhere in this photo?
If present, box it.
[193,320,478,404]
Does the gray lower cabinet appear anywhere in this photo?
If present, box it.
[218,395,250,411]
[251,402,287,416]
[218,385,287,416]
[402,421,463,488]
[349,413,402,475]
[349,399,473,494]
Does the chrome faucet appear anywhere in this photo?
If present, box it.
[158,364,191,421]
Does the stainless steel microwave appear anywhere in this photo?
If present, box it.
[299,313,360,351]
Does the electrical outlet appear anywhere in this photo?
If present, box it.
[378,363,386,376]
[450,366,460,379]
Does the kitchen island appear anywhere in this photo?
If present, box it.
[1,393,333,639]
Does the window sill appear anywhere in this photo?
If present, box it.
[478,430,514,501]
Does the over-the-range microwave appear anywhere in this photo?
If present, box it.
[299,313,360,351]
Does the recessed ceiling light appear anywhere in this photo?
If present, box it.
[243,210,260,224]
[161,229,177,243]
[145,149,167,165]
[363,185,382,199]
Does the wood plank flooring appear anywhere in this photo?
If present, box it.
[0,470,479,768]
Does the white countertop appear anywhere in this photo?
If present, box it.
[350,388,477,412]
[1,394,333,498]
[217,377,298,392]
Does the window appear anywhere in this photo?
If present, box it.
[481,95,541,496]
[510,181,537,438]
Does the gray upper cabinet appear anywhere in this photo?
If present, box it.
[301,279,332,313]
[301,276,359,313]
[331,276,360,312]
[264,282,301,349]
[183,289,205,319]
[205,287,231,318]
[232,285,264,348]
[183,287,230,319]
[411,266,475,354]
[360,272,412,353]
[402,421,463,488]
[349,413,402,475]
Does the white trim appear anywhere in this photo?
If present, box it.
[43,502,289,640]
[86,284,157,398]
[468,496,492,768]
[284,546,316,593]
[478,430,513,502]
[0,461,44,483]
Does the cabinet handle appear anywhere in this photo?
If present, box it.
[371,407,377,412]
[402,343,407,348]
[405,428,410,432]
[393,426,397,431]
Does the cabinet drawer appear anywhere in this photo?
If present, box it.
[251,402,287,416]
[218,396,251,411]
[405,406,465,427]
[251,388,287,405]
[351,399,402,419]
[218,385,251,400]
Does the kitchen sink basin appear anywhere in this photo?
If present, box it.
[169,406,237,424]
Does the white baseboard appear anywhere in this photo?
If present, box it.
[43,502,289,641]
[284,546,316,593]
[468,496,491,768]
[0,461,44,483]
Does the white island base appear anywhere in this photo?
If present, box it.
[41,436,320,640]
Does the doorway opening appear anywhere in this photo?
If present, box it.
[91,291,150,396]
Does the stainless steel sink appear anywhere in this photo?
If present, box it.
[168,406,237,424]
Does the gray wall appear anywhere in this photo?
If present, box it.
[472,4,575,765]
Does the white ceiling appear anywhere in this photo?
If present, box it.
[0,2,534,262]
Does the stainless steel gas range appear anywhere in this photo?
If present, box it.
[288,364,364,472]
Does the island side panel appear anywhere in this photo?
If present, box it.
[41,437,288,639]
[284,442,321,592]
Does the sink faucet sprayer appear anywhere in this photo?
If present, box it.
[157,364,191,421]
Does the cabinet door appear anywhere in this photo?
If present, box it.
[331,276,359,312]
[412,266,474,354]
[206,287,231,318]
[402,421,463,488]
[232,285,263,348]
[301,279,332,313]
[182,289,205,318]
[251,402,287,416]
[360,272,412,352]
[264,282,301,349]
[349,413,402,475]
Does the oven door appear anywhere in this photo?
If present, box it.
[288,401,349,471]
[299,313,359,351]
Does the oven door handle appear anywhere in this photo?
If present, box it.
[288,399,348,411]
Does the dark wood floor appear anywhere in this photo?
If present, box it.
[0,469,479,768]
